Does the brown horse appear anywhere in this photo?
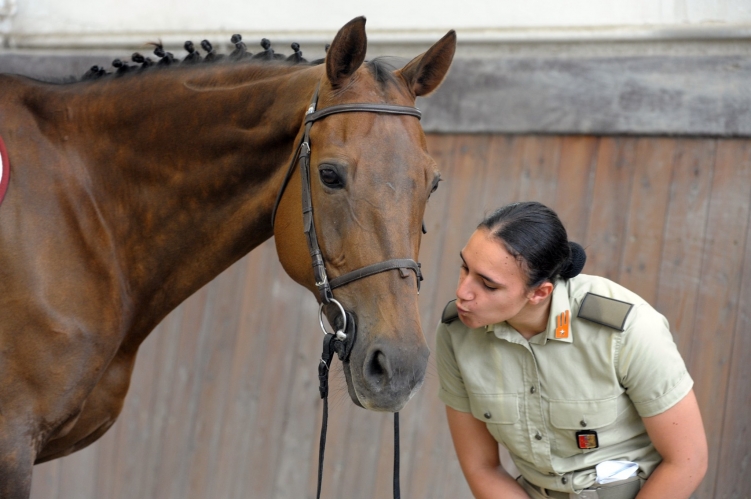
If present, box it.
[0,17,455,498]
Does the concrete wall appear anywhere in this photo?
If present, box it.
[2,2,751,136]
[2,0,751,51]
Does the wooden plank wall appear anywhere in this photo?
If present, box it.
[29,134,751,499]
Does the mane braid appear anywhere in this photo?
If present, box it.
[63,36,323,84]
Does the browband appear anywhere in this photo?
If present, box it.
[305,103,422,124]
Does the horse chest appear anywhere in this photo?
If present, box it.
[35,347,137,462]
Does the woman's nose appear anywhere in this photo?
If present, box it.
[456,275,473,301]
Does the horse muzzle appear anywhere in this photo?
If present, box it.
[322,301,429,412]
[346,320,429,412]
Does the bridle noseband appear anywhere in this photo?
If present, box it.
[271,84,424,499]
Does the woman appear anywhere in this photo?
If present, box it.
[436,201,707,499]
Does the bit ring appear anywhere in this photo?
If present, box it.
[318,298,347,340]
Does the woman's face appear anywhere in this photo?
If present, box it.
[455,228,533,329]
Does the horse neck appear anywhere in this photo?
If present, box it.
[33,64,319,335]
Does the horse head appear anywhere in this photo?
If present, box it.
[273,17,455,412]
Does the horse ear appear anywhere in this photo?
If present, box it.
[396,30,456,97]
[326,16,368,88]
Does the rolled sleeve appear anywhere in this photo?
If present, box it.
[617,304,694,417]
[435,322,471,413]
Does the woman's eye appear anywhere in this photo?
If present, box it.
[319,168,344,188]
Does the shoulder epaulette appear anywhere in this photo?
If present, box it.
[577,292,633,332]
[441,299,459,324]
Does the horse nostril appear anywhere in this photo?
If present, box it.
[365,349,392,386]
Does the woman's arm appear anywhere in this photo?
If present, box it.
[446,406,530,499]
[636,389,708,499]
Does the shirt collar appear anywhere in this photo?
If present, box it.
[488,279,574,345]
[488,321,526,345]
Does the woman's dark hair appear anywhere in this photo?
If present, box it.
[478,201,586,288]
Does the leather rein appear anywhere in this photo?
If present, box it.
[271,84,424,499]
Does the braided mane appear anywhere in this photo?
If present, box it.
[79,35,325,83]
[70,35,398,89]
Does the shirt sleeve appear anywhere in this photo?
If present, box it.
[616,303,694,417]
[435,322,472,413]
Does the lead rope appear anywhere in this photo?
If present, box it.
[393,411,400,499]
[316,332,401,499]
[316,333,335,499]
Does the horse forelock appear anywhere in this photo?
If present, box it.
[321,61,414,110]
[364,58,400,86]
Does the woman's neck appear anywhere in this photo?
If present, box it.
[508,294,553,340]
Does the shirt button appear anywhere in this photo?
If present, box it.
[484,412,492,419]
[530,386,536,394]
[535,431,543,440]
[580,420,587,427]
[562,477,568,484]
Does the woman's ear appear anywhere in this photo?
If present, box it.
[528,281,554,305]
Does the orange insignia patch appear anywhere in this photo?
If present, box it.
[555,310,570,339]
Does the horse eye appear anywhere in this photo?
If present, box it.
[319,168,344,188]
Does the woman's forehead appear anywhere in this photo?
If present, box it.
[464,230,525,282]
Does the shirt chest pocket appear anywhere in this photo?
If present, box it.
[549,398,618,456]
[469,394,520,447]
[470,393,520,424]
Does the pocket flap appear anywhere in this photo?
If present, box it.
[470,394,519,424]
[550,398,618,429]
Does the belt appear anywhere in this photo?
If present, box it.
[523,476,641,499]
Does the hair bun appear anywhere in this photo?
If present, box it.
[560,242,586,279]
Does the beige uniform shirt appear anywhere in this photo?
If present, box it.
[436,274,693,493]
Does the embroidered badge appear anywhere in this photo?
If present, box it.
[0,134,9,207]
[555,310,570,339]
[576,430,599,449]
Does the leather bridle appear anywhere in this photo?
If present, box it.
[271,83,424,499]
[271,84,423,313]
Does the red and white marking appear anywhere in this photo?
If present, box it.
[0,135,9,206]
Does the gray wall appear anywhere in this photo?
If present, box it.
[3,45,751,137]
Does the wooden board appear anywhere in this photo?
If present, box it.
[684,139,751,499]
[29,134,750,499]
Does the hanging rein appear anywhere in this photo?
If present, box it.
[271,84,424,499]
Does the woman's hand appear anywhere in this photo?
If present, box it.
[446,406,530,498]
[637,389,708,498]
